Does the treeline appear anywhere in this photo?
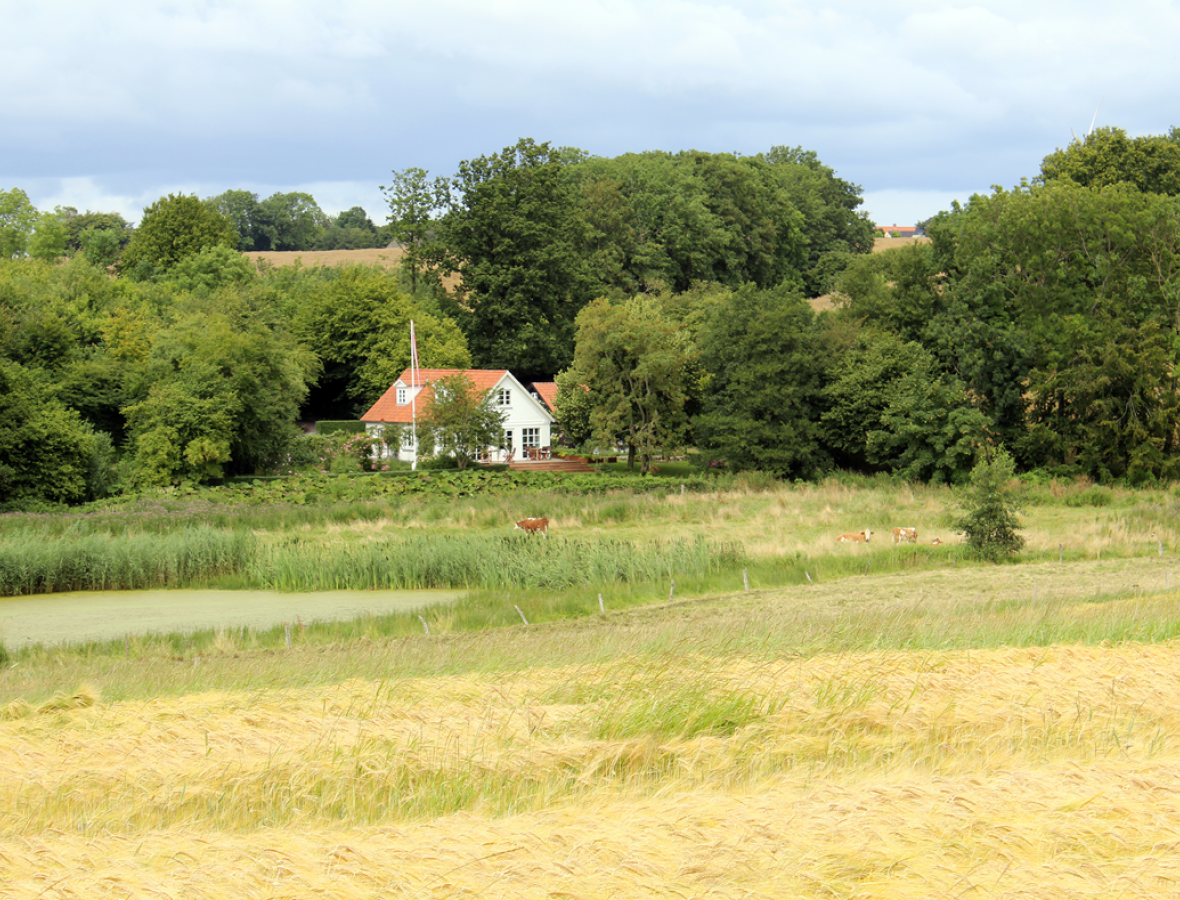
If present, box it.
[554,126,1180,484]
[6,127,1176,508]
[387,140,875,376]
[0,139,875,507]
[0,259,469,505]
[0,189,393,273]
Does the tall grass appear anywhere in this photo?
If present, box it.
[254,534,745,591]
[0,526,255,595]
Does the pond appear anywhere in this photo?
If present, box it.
[0,588,464,649]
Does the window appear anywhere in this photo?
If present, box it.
[522,427,540,449]
[502,430,513,451]
[396,387,407,405]
[402,430,415,449]
[497,388,512,407]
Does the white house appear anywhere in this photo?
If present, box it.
[360,368,556,464]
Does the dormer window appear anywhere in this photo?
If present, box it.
[497,389,511,407]
[396,387,408,405]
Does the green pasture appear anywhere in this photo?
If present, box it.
[1,471,1178,684]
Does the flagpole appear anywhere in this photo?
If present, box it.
[410,320,419,471]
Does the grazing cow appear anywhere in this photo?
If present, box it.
[836,530,873,543]
[892,527,918,544]
[515,517,549,537]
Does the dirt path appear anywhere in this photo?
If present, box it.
[0,589,463,649]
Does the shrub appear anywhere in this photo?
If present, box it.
[954,449,1025,560]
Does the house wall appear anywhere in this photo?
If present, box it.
[366,376,552,464]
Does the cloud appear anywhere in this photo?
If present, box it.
[3,1,1179,225]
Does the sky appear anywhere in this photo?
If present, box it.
[4,0,1179,228]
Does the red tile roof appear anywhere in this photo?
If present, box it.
[531,382,559,413]
[361,369,508,423]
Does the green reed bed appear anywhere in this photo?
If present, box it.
[254,534,745,592]
[0,526,255,595]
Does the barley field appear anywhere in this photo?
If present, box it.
[3,478,1180,897]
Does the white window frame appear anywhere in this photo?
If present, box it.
[396,387,408,405]
[497,388,512,407]
[502,430,513,452]
[522,427,540,449]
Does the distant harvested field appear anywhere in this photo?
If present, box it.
[247,246,405,269]
[809,235,931,311]
[873,235,929,252]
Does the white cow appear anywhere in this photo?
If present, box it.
[892,527,918,544]
[836,530,873,543]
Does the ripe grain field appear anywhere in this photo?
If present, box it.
[3,478,1180,897]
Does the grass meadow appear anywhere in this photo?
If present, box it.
[3,473,1180,897]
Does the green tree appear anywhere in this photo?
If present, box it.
[0,188,38,259]
[382,167,446,296]
[553,367,593,447]
[761,145,876,295]
[820,329,935,470]
[335,206,377,233]
[61,209,133,252]
[0,359,98,505]
[79,226,124,268]
[1026,317,1180,482]
[567,295,694,472]
[1039,126,1180,195]
[259,192,328,251]
[290,265,470,416]
[417,372,506,469]
[207,189,268,251]
[954,449,1025,560]
[165,244,257,293]
[443,138,594,376]
[28,208,70,261]
[119,194,237,280]
[122,298,318,485]
[694,284,828,477]
[571,151,808,297]
[866,369,991,484]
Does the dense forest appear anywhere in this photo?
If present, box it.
[1,127,1179,507]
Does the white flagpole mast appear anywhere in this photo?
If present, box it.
[410,320,419,471]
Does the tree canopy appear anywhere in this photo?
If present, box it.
[442,138,595,378]
[120,194,237,280]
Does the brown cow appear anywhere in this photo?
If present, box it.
[836,530,873,543]
[928,537,943,546]
[892,527,918,544]
[514,517,549,537]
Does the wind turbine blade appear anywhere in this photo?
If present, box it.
[1088,97,1104,136]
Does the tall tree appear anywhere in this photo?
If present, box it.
[382,167,446,296]
[1038,126,1180,195]
[290,265,471,417]
[207,189,268,251]
[443,138,594,377]
[0,188,38,259]
[693,284,828,477]
[567,295,694,472]
[119,194,237,280]
[122,295,318,485]
[0,358,98,505]
[259,192,328,251]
